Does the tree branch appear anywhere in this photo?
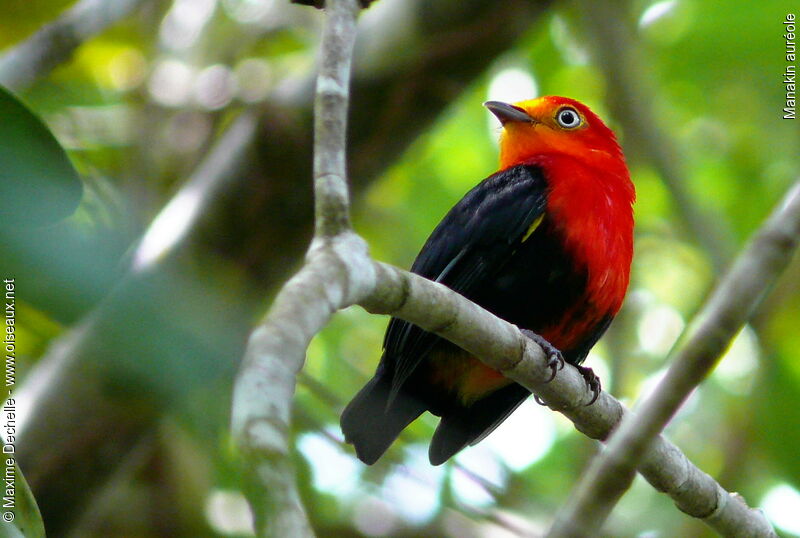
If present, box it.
[230,0,363,535]
[0,0,153,91]
[313,0,359,237]
[570,2,793,533]
[236,210,789,537]
[204,0,552,288]
[133,112,258,270]
[233,233,372,537]
[239,209,788,535]
[231,2,786,537]
[15,0,553,532]
[360,233,787,536]
[547,182,800,537]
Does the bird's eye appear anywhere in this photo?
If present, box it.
[556,107,582,129]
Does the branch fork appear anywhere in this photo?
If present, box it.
[230,1,791,537]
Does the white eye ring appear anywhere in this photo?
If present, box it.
[556,107,582,129]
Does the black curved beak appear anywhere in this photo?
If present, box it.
[483,101,535,125]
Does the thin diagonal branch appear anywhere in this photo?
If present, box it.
[0,0,153,91]
[360,235,785,536]
[231,2,786,537]
[547,182,800,537]
[133,112,258,270]
[237,202,787,536]
[13,0,553,533]
[570,2,791,533]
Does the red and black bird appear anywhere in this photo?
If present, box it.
[341,96,635,465]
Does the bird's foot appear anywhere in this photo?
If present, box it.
[521,329,564,382]
[577,365,602,405]
[521,330,564,407]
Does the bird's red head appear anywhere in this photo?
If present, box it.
[485,96,625,174]
[486,96,635,324]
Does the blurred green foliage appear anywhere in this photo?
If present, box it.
[1,0,798,536]
[0,462,45,538]
[0,86,81,227]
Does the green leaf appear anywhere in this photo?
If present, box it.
[0,460,46,538]
[0,85,82,228]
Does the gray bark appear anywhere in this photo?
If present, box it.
[232,1,787,536]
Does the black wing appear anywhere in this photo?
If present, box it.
[383,164,548,400]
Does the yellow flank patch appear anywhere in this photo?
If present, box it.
[522,214,545,242]
[459,364,510,405]
[428,349,510,405]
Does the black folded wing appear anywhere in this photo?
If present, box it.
[383,164,548,400]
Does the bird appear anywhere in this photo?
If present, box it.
[341,96,635,465]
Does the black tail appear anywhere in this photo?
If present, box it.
[340,371,426,465]
[429,383,530,465]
